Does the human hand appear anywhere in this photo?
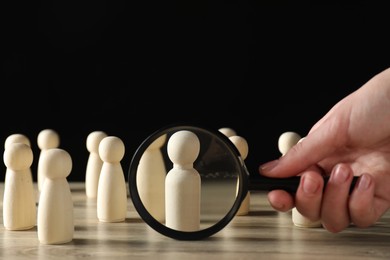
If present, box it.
[259,67,390,232]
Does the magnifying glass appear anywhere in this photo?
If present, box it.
[128,124,358,240]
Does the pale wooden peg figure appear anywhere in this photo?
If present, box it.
[165,130,201,231]
[97,136,127,222]
[278,132,322,228]
[85,131,108,199]
[218,127,237,138]
[4,133,33,186]
[37,148,73,245]
[3,143,36,230]
[136,134,167,222]
[37,129,60,192]
[229,135,250,216]
[278,131,301,156]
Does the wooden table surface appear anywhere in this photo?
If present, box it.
[1,182,390,260]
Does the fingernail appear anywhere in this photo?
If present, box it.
[302,175,321,194]
[259,160,278,173]
[357,174,371,191]
[332,164,350,183]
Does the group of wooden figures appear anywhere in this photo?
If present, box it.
[2,127,317,245]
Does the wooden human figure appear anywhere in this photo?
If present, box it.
[278,132,322,228]
[37,129,60,192]
[37,148,73,244]
[165,130,201,231]
[3,143,36,230]
[4,133,33,186]
[278,131,301,156]
[97,136,127,222]
[136,134,167,222]
[85,131,107,199]
[229,135,250,216]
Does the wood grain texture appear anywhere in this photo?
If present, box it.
[1,182,390,259]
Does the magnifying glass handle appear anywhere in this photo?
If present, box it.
[248,175,359,194]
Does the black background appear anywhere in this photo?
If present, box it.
[1,2,390,182]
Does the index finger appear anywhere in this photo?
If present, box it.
[259,125,340,178]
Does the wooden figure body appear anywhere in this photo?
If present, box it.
[136,134,167,222]
[3,143,36,230]
[37,148,73,244]
[97,136,127,222]
[85,131,107,199]
[165,130,201,231]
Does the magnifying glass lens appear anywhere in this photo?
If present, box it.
[128,124,247,240]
